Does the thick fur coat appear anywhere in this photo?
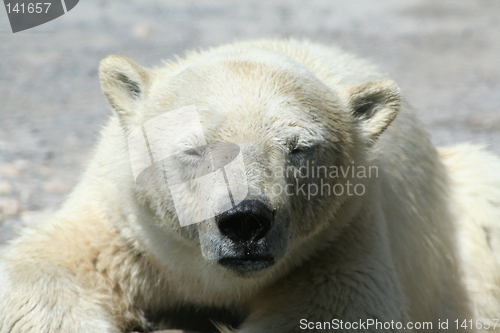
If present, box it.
[1,39,499,333]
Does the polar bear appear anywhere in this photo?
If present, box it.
[0,39,499,333]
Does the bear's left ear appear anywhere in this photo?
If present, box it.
[99,55,150,120]
[347,79,401,144]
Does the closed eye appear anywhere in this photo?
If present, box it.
[183,147,203,156]
[289,144,317,157]
[283,135,319,158]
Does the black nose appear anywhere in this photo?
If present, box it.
[215,200,273,243]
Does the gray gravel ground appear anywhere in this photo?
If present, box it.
[1,0,499,249]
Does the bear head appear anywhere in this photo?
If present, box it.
[98,48,400,279]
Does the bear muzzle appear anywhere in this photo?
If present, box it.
[215,200,277,273]
[215,199,274,243]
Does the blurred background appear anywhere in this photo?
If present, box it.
[0,0,499,248]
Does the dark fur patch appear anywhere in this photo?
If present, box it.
[146,305,246,332]
[115,73,141,98]
[352,99,376,119]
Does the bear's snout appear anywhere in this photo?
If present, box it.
[215,200,273,244]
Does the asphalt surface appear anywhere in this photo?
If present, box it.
[1,0,499,248]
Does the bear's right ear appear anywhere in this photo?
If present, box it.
[99,55,150,118]
[347,79,401,145]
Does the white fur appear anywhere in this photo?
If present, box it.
[0,39,499,332]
